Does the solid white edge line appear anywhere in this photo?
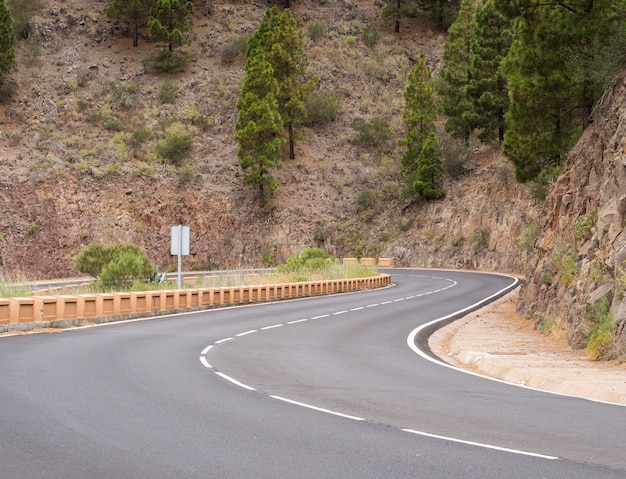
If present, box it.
[407,274,626,408]
[270,395,365,421]
[200,344,213,355]
[215,372,256,391]
[199,356,213,369]
[401,429,559,460]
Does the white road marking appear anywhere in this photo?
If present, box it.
[402,429,559,460]
[311,314,329,319]
[199,356,213,369]
[333,311,348,315]
[236,329,258,337]
[200,345,213,355]
[261,324,284,330]
[349,307,364,311]
[215,372,256,391]
[270,395,365,421]
[215,337,233,344]
[287,319,308,324]
[366,304,379,308]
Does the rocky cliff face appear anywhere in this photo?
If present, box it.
[518,71,626,356]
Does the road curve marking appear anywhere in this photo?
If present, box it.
[270,395,365,421]
[402,429,559,460]
[215,372,256,391]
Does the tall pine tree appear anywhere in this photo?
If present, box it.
[248,7,312,160]
[437,0,476,143]
[0,0,16,90]
[402,51,445,200]
[107,0,152,47]
[382,0,417,33]
[466,0,513,144]
[497,0,626,183]
[149,0,193,53]
[416,0,461,30]
[235,47,285,206]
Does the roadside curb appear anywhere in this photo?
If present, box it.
[429,291,626,406]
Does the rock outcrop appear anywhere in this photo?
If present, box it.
[519,71,626,357]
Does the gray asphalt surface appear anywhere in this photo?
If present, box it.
[0,269,624,478]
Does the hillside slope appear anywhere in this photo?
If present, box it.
[0,0,534,278]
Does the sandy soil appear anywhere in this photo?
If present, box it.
[430,289,626,406]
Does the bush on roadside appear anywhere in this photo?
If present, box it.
[277,248,333,276]
[72,243,156,289]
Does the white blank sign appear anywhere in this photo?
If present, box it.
[171,225,190,256]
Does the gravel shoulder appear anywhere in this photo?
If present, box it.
[429,289,626,406]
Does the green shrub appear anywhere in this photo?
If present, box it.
[130,127,154,145]
[586,297,615,360]
[277,248,333,277]
[158,79,179,105]
[108,80,138,110]
[155,123,193,165]
[73,243,156,290]
[440,136,470,179]
[357,189,375,211]
[144,49,191,73]
[361,26,379,49]
[6,0,42,38]
[550,243,578,287]
[574,211,598,242]
[468,228,489,253]
[104,116,126,132]
[219,34,249,64]
[99,251,156,289]
[527,164,561,201]
[303,91,341,125]
[308,21,325,43]
[0,79,17,102]
[516,223,539,251]
[351,117,392,148]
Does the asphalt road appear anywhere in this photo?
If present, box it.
[0,269,624,478]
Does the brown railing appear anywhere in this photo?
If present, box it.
[0,273,391,332]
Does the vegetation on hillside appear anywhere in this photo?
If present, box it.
[438,0,626,192]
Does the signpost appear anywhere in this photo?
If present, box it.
[171,225,190,289]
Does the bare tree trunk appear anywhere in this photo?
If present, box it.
[288,122,295,160]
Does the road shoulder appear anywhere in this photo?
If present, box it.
[429,289,626,406]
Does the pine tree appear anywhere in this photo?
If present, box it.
[437,0,476,143]
[149,0,193,53]
[466,0,513,144]
[497,0,626,183]
[402,51,444,200]
[416,0,461,30]
[106,0,152,47]
[413,132,445,200]
[248,7,312,160]
[0,0,16,89]
[382,0,417,33]
[235,47,285,206]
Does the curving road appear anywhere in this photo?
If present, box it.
[0,269,624,478]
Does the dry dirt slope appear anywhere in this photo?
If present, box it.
[0,0,533,279]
